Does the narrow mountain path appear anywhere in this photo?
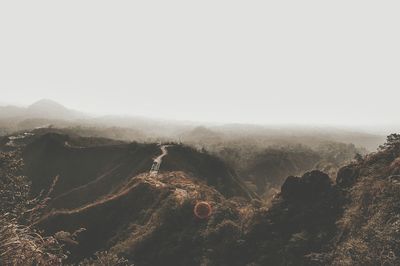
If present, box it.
[5,132,34,147]
[149,144,171,176]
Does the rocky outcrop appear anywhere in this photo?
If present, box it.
[281,170,332,200]
[336,165,359,188]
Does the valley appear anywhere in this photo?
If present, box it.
[1,126,399,265]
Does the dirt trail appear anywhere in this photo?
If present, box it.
[150,145,170,176]
[5,132,34,147]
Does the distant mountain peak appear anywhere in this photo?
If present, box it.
[25,99,85,120]
[28,99,67,110]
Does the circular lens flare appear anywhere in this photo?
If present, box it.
[194,201,212,219]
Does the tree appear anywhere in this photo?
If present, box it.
[379,133,400,151]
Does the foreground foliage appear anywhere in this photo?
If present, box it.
[0,151,66,265]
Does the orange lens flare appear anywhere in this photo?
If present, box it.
[194,201,212,219]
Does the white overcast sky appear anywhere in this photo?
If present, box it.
[0,1,399,126]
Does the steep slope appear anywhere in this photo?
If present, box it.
[22,133,156,199]
[36,169,343,265]
[211,141,365,199]
[328,135,400,265]
[240,146,320,195]
[21,132,254,211]
[36,171,244,264]
[241,137,400,265]
[162,145,257,199]
[11,130,400,265]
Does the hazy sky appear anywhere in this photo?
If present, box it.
[0,1,399,126]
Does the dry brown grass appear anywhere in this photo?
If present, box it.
[0,151,66,265]
[332,175,400,265]
[77,251,131,266]
[0,214,65,265]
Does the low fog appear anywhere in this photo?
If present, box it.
[2,2,400,265]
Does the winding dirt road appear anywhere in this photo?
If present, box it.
[149,145,170,176]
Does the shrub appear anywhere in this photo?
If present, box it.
[78,251,131,266]
[0,151,66,265]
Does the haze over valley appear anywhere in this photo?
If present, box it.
[1,1,400,265]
